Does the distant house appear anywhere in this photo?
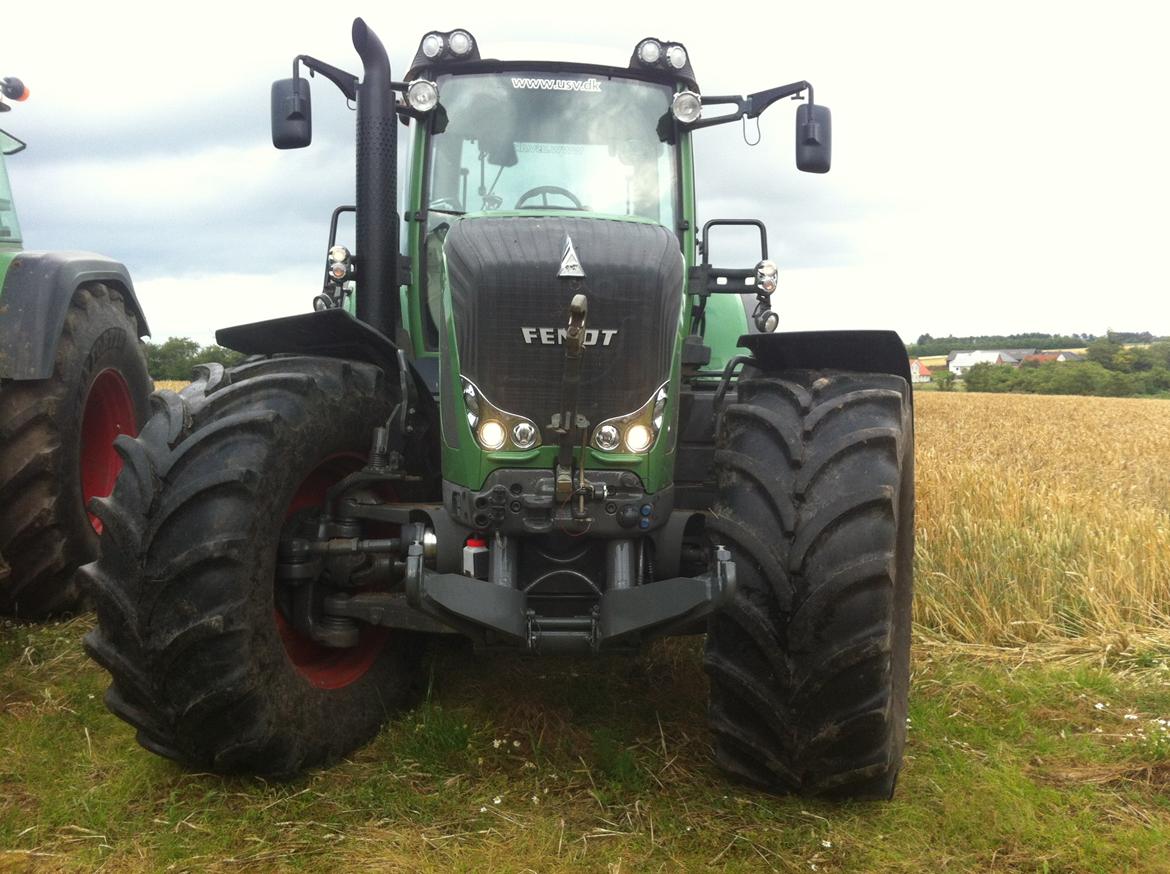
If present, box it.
[949,350,1020,375]
[917,354,950,371]
[1023,350,1082,364]
[999,349,1039,362]
[945,348,1055,375]
[909,359,933,383]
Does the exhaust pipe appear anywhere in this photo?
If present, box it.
[351,18,399,338]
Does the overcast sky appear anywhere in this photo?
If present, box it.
[3,0,1168,345]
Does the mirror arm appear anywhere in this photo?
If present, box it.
[683,94,749,131]
[294,54,359,102]
[745,80,813,118]
[681,80,816,131]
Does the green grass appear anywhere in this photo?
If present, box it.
[4,618,1170,872]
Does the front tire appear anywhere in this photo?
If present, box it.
[705,370,914,799]
[83,356,418,775]
[0,283,151,618]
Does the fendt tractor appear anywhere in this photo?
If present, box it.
[0,76,152,618]
[85,20,915,799]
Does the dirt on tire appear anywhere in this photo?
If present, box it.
[82,356,425,775]
[0,282,150,619]
[704,370,914,799]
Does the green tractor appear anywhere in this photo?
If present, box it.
[84,21,914,799]
[0,76,152,618]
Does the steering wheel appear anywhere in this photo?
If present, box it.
[514,185,584,210]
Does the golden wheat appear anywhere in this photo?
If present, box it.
[151,380,190,393]
[913,392,1170,648]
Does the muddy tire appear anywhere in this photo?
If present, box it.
[83,356,420,775]
[704,370,914,799]
[0,283,150,619]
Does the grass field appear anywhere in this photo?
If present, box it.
[3,391,1170,872]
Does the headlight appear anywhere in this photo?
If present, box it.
[327,246,351,282]
[625,424,652,453]
[462,377,541,451]
[592,383,669,454]
[407,80,440,113]
[448,30,474,56]
[671,91,702,124]
[478,420,506,451]
[595,424,620,451]
[421,33,444,59]
[512,421,537,449]
[637,39,662,64]
[666,45,688,69]
[463,381,480,428]
[756,259,779,294]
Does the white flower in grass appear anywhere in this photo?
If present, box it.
[493,796,502,805]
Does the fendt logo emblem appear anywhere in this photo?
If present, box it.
[558,235,585,278]
[522,327,618,346]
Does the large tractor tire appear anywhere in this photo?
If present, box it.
[0,283,151,619]
[704,370,914,799]
[82,356,420,775]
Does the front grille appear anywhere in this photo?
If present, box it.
[444,215,683,429]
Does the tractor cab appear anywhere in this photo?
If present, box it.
[0,78,28,250]
[0,132,23,248]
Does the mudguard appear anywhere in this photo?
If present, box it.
[0,252,150,380]
[217,308,441,468]
[738,330,912,384]
[216,308,438,394]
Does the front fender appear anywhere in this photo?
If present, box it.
[738,330,911,385]
[0,251,150,380]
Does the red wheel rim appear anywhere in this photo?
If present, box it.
[80,369,138,534]
[276,454,390,690]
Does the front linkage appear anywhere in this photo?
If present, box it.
[274,305,735,655]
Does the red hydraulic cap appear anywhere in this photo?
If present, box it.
[465,536,487,548]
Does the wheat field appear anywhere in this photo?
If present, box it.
[150,380,190,393]
[913,392,1170,650]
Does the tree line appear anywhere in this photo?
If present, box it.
[906,331,1164,357]
[907,332,1099,357]
[144,338,246,381]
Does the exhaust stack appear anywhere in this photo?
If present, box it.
[351,18,399,338]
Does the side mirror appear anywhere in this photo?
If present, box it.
[795,103,831,173]
[271,78,312,149]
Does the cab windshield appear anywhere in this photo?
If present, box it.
[426,71,679,229]
[0,142,21,244]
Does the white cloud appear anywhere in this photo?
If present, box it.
[136,271,321,345]
[4,0,1169,342]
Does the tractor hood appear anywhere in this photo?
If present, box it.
[443,214,683,437]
